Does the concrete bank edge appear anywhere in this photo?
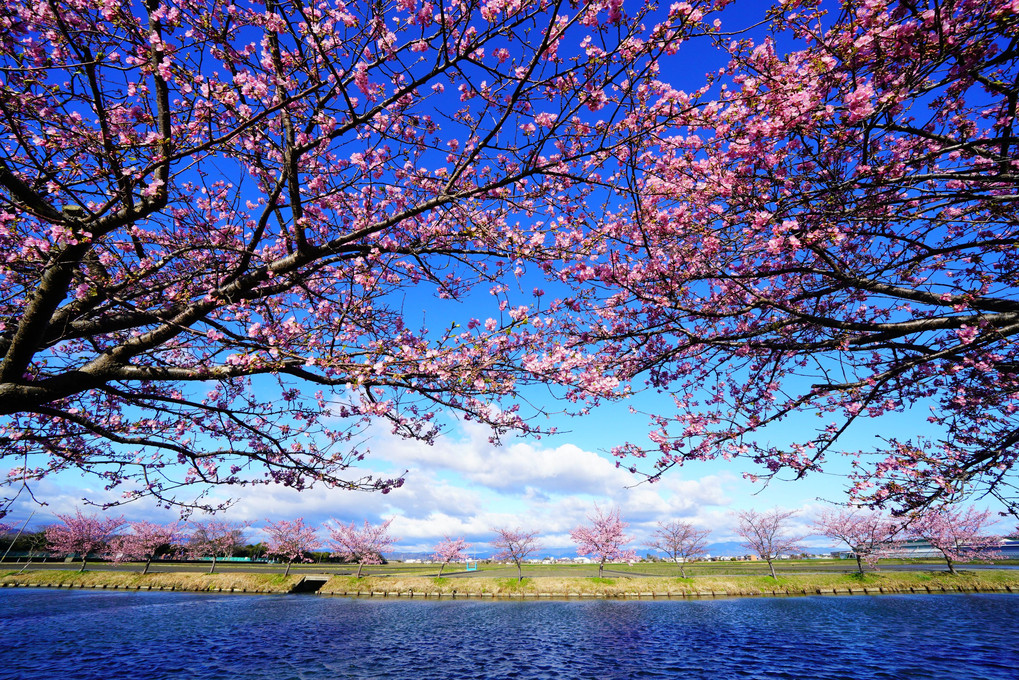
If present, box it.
[2,580,1016,599]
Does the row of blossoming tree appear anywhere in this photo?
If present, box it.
[2,0,1018,527]
[14,502,1010,579]
[35,512,394,576]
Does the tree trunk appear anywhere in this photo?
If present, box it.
[79,555,87,573]
[284,560,291,577]
[516,561,522,582]
[356,562,364,578]
[767,559,777,580]
[856,554,864,574]
[209,555,217,574]
[680,562,687,578]
[142,558,152,575]
[598,560,604,577]
[437,562,445,577]
[945,556,957,575]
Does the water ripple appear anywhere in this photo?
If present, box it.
[2,591,1017,679]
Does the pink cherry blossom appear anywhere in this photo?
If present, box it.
[107,520,182,574]
[570,505,637,577]
[45,509,125,572]
[264,518,320,577]
[648,519,711,577]
[186,520,248,574]
[432,535,472,576]
[813,508,903,573]
[910,505,1002,574]
[327,518,396,578]
[579,0,1019,517]
[491,526,542,582]
[0,0,719,512]
[733,508,805,579]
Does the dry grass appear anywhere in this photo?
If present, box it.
[313,570,1019,597]
[0,569,299,593]
[3,569,1017,598]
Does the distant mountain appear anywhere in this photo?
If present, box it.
[393,542,750,562]
[704,541,750,557]
[391,540,830,563]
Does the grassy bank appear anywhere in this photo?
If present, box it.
[0,569,300,593]
[4,569,1019,598]
[313,570,1019,597]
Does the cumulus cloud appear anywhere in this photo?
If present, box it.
[376,420,733,501]
[6,418,750,554]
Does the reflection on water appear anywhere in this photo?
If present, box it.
[3,590,1017,679]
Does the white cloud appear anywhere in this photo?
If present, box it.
[3,420,749,555]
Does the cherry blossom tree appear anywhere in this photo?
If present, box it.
[733,509,804,579]
[576,0,1019,516]
[491,527,541,582]
[648,519,710,577]
[0,0,727,513]
[45,509,125,572]
[910,505,1002,574]
[107,520,181,574]
[813,508,902,574]
[263,517,319,576]
[327,518,395,578]
[187,519,248,574]
[570,505,637,577]
[432,535,471,577]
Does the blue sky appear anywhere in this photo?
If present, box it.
[4,0,1015,556]
[10,387,1013,556]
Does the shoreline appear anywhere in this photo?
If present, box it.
[4,569,1019,599]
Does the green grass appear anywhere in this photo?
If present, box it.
[495,577,531,590]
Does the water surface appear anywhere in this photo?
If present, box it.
[3,590,1016,679]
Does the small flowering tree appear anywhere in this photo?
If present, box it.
[45,509,125,572]
[187,520,248,574]
[491,527,542,582]
[910,506,1002,574]
[327,519,396,578]
[648,520,711,578]
[733,509,805,580]
[107,520,182,574]
[264,518,320,577]
[813,508,903,574]
[432,536,472,577]
[570,506,637,578]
